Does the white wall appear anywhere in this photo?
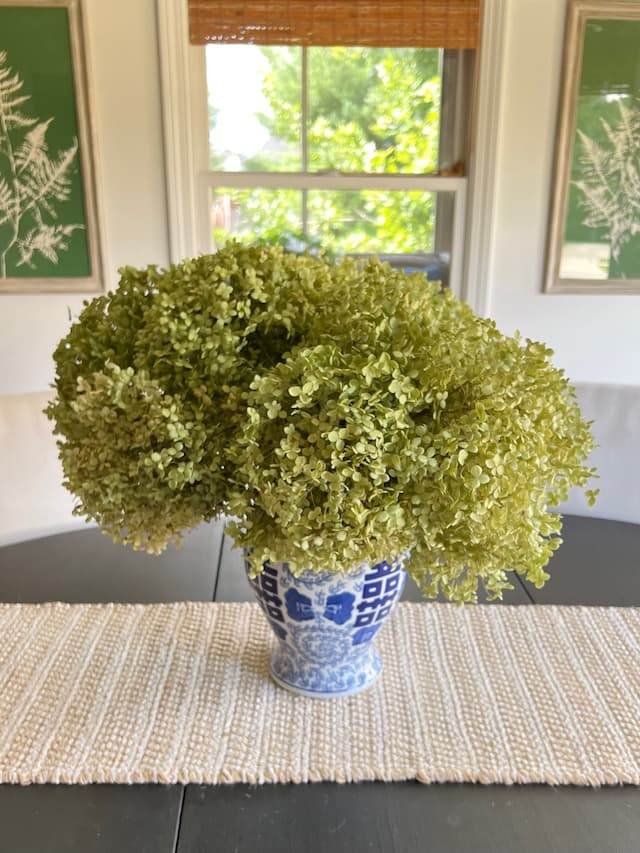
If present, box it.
[3,0,638,394]
[485,0,640,386]
[0,0,637,544]
[0,0,169,395]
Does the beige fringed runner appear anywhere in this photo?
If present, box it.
[0,602,639,787]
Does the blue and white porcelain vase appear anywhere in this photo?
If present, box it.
[246,556,407,698]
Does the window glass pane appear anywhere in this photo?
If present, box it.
[306,190,437,254]
[206,46,441,175]
[211,188,437,254]
[206,46,301,172]
[210,187,452,285]
[211,188,303,249]
[307,48,441,174]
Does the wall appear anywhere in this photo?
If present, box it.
[3,0,638,393]
[0,0,169,395]
[0,0,636,544]
[485,0,640,386]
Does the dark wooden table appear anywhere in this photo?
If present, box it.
[0,515,639,853]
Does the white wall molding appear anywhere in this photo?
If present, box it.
[463,0,509,315]
[156,0,209,262]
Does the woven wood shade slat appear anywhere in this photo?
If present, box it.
[189,1,480,49]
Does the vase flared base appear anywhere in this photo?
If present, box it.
[269,647,383,698]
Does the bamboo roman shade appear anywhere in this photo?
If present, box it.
[188,1,480,49]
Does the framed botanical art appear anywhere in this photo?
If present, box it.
[545,0,640,293]
[0,0,104,292]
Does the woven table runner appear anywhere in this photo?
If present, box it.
[0,602,638,786]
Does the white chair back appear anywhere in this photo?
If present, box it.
[560,383,640,525]
[0,382,637,546]
[0,392,88,546]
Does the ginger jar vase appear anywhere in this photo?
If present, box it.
[246,556,407,698]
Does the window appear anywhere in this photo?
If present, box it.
[204,44,472,290]
[164,1,480,297]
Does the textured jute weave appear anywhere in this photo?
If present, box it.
[0,602,638,786]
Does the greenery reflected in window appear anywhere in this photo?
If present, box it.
[207,46,441,255]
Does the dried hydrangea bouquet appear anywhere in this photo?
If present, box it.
[47,242,597,696]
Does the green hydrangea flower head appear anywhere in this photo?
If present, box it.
[47,241,597,602]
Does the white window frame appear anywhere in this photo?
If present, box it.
[206,171,466,292]
[156,0,508,310]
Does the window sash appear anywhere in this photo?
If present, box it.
[206,45,472,252]
[200,171,467,295]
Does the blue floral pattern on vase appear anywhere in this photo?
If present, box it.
[284,588,315,622]
[246,556,407,698]
[323,592,354,626]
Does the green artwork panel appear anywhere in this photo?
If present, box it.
[561,19,640,281]
[0,5,91,279]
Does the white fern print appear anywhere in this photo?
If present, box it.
[573,99,640,264]
[0,50,83,278]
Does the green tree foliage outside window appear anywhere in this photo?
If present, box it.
[210,47,441,255]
